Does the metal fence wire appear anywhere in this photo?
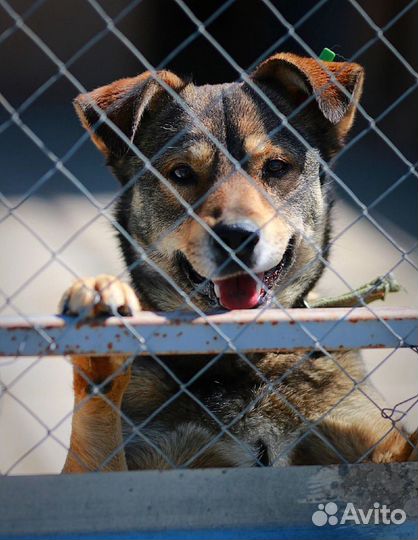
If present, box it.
[0,0,417,478]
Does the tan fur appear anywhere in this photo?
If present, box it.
[75,71,185,157]
[178,173,291,280]
[125,423,255,470]
[244,134,268,156]
[62,53,416,473]
[60,274,141,317]
[292,417,417,465]
[187,140,216,168]
[61,276,138,472]
[252,52,364,140]
[63,353,131,473]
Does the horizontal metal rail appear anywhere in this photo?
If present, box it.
[0,463,416,539]
[0,307,416,356]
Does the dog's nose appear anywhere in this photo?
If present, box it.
[211,221,260,262]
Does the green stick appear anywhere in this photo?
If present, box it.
[305,274,401,309]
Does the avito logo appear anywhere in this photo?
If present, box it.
[312,502,406,526]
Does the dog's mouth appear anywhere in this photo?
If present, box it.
[178,237,295,310]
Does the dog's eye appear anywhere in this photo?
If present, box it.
[264,159,289,178]
[169,164,195,184]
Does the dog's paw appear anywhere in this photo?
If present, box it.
[59,274,140,318]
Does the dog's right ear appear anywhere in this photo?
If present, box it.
[74,71,186,159]
[251,53,364,142]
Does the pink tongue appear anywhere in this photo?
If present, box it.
[214,273,263,310]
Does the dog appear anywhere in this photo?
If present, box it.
[60,53,417,472]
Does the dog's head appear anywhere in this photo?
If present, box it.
[75,54,364,311]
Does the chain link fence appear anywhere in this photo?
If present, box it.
[0,0,417,485]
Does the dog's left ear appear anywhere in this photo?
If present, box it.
[74,70,186,160]
[251,53,364,141]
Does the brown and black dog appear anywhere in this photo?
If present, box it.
[60,53,417,472]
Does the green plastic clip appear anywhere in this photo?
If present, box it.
[319,48,336,62]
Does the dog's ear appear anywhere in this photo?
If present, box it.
[251,53,364,141]
[74,70,186,159]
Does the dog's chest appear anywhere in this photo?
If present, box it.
[122,353,337,435]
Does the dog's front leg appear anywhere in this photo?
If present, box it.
[59,275,141,473]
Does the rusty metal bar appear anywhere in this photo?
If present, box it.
[0,307,416,357]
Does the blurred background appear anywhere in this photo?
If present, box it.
[0,0,417,474]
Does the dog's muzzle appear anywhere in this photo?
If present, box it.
[179,219,296,311]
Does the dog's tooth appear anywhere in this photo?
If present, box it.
[214,284,221,298]
[255,273,264,296]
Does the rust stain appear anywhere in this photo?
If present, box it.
[6,326,25,331]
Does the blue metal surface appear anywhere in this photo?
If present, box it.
[0,465,416,540]
[4,522,417,539]
[0,307,416,356]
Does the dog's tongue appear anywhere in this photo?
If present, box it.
[214,273,263,310]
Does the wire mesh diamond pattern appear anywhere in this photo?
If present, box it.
[0,0,417,475]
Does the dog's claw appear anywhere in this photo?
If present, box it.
[117,304,133,317]
[59,274,140,319]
